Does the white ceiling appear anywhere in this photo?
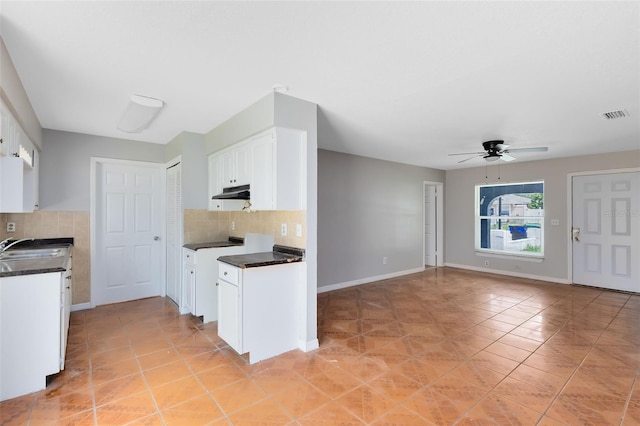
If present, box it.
[1,1,638,170]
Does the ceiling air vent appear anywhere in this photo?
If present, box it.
[600,109,630,120]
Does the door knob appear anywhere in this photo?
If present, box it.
[571,227,580,242]
[154,236,160,241]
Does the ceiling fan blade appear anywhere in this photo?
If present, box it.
[448,151,484,156]
[457,154,484,163]
[506,147,548,153]
[496,143,510,152]
[501,153,516,162]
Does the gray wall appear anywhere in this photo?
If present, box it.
[166,131,208,210]
[444,149,640,282]
[317,149,445,288]
[40,129,166,210]
[204,93,274,154]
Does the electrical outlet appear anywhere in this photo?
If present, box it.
[231,221,235,231]
[296,224,302,237]
[551,219,560,226]
[383,256,387,265]
[6,222,15,233]
[484,260,489,266]
[281,223,287,236]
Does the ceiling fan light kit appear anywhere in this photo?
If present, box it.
[449,140,549,164]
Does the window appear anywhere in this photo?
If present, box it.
[476,181,544,257]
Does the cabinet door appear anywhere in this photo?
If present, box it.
[218,279,241,352]
[220,149,236,187]
[183,263,195,314]
[208,153,223,211]
[234,142,252,186]
[60,267,72,370]
[249,133,274,211]
[0,102,10,157]
[32,149,39,210]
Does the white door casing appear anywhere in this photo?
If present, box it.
[423,182,444,267]
[425,185,436,266]
[166,160,182,305]
[91,159,164,306]
[572,171,639,292]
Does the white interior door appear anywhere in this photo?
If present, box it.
[93,160,163,305]
[166,162,182,305]
[572,172,639,292]
[425,185,437,266]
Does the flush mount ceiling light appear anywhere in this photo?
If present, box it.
[117,94,164,133]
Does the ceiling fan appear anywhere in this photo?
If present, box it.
[449,140,549,163]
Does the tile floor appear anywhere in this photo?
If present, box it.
[1,267,639,425]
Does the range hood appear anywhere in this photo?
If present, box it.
[211,184,250,200]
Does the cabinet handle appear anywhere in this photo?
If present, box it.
[224,271,228,276]
[216,282,219,286]
[190,271,194,274]
[65,286,70,290]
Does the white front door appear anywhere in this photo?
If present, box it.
[572,171,639,292]
[93,160,164,305]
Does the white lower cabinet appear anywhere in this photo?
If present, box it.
[0,256,73,401]
[217,261,305,363]
[180,245,245,322]
[182,249,196,315]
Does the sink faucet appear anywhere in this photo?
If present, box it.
[0,238,35,253]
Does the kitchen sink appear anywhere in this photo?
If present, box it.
[0,247,66,261]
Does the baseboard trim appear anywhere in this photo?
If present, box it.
[317,267,426,293]
[299,338,320,352]
[444,263,571,284]
[71,302,91,312]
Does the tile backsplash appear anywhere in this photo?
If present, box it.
[184,209,306,248]
[0,208,306,307]
[0,211,91,304]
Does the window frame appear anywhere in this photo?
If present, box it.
[475,180,545,259]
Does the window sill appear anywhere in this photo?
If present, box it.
[475,251,544,263]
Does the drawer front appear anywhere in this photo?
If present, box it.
[183,249,196,265]
[218,261,239,285]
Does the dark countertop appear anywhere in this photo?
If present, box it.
[183,237,243,251]
[0,238,73,278]
[217,245,305,269]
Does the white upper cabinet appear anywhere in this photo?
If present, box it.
[249,128,306,211]
[0,98,39,212]
[208,150,245,211]
[208,127,306,212]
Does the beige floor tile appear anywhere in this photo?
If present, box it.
[93,373,148,406]
[371,406,433,426]
[143,358,192,387]
[297,401,363,426]
[458,393,543,424]
[335,384,397,423]
[271,381,331,419]
[161,394,224,425]
[227,398,293,425]
[209,378,268,414]
[1,268,638,425]
[150,375,206,411]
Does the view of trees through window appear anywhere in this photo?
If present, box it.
[476,181,544,257]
